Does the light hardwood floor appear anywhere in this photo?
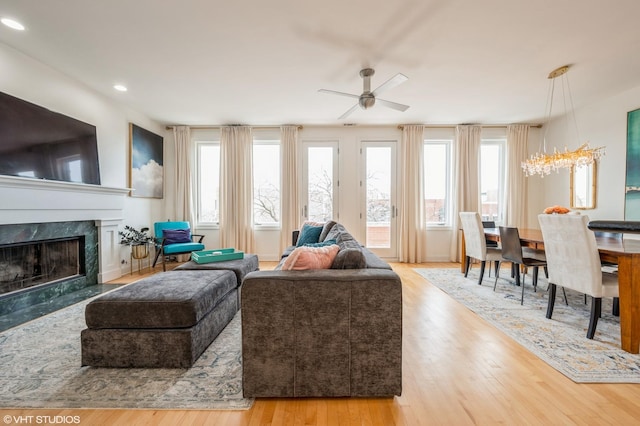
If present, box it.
[4,261,640,425]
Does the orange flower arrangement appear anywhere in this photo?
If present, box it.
[544,205,571,214]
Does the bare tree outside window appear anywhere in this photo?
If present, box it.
[306,146,335,222]
[424,141,450,225]
[198,144,220,224]
[308,168,333,222]
[366,170,390,222]
[254,181,280,223]
[253,142,280,225]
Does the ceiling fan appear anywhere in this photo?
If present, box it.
[318,68,410,119]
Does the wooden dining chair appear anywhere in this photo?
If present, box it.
[494,226,547,305]
[538,214,619,339]
[459,212,504,285]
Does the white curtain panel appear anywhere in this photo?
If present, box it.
[505,124,529,227]
[399,125,427,263]
[220,126,255,253]
[450,124,481,261]
[172,126,194,224]
[280,126,300,253]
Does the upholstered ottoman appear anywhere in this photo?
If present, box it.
[81,270,238,368]
[175,254,259,305]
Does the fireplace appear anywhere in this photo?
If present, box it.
[0,221,98,316]
[0,236,84,296]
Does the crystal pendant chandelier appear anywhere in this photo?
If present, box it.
[522,65,606,177]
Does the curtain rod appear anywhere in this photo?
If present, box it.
[397,123,542,130]
[165,124,303,131]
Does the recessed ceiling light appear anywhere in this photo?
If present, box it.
[1,18,25,31]
[113,84,128,92]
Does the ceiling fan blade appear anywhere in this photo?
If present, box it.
[371,73,408,97]
[338,103,360,119]
[318,89,360,99]
[376,98,410,112]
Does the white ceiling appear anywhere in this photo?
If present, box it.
[1,0,640,127]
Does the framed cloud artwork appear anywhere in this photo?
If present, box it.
[129,123,164,198]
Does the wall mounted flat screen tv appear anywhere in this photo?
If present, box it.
[0,91,101,185]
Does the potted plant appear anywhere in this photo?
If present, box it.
[119,225,154,259]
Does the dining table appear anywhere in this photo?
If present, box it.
[460,227,640,354]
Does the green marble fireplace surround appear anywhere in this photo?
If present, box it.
[0,220,99,316]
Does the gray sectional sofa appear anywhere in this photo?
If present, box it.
[241,221,403,397]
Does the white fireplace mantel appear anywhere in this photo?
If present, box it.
[0,175,130,282]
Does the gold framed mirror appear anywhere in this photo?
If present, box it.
[570,162,597,209]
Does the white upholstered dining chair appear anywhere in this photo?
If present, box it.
[459,212,503,285]
[538,214,619,339]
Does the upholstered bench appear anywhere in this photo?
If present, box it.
[175,254,259,305]
[81,270,238,368]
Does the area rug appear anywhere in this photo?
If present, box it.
[0,298,254,409]
[414,268,640,383]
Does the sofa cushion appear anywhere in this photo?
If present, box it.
[319,220,338,242]
[282,244,340,270]
[296,223,324,246]
[332,247,367,269]
[323,222,347,242]
[163,241,205,254]
[281,245,296,259]
[331,232,366,269]
[362,247,392,269]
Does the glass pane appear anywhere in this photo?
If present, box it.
[572,163,595,209]
[480,144,501,222]
[366,147,391,248]
[199,145,220,223]
[307,147,333,222]
[253,143,280,224]
[424,143,448,224]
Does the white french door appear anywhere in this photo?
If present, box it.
[301,141,339,222]
[360,141,397,258]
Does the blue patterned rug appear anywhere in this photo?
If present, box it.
[414,268,640,383]
[0,298,253,409]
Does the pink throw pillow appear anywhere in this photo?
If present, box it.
[282,244,340,270]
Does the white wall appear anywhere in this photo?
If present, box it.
[537,84,640,222]
[0,42,164,275]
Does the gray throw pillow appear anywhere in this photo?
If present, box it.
[331,231,366,269]
[331,247,366,269]
[323,222,347,242]
[319,220,338,242]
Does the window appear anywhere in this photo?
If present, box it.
[253,140,280,226]
[303,143,338,222]
[196,142,220,225]
[424,140,451,225]
[480,139,506,222]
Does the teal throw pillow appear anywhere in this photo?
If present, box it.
[303,239,337,248]
[296,224,323,247]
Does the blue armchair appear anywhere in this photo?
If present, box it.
[152,221,205,271]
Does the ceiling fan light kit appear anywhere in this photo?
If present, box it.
[319,68,410,119]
